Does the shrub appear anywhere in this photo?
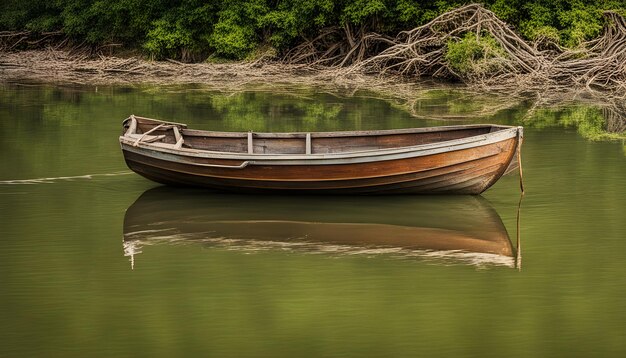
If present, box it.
[445,32,506,77]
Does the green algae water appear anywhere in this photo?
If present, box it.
[0,83,625,357]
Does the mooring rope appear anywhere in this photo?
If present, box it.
[516,192,523,271]
[0,171,132,185]
[517,127,525,194]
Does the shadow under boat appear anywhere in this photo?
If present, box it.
[123,186,519,268]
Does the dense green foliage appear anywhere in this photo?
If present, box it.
[445,32,506,76]
[527,106,626,141]
[1,0,625,61]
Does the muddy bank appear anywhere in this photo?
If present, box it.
[0,49,372,88]
[0,48,597,110]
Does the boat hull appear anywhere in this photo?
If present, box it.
[121,135,519,194]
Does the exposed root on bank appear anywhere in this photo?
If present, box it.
[349,4,542,83]
[284,3,626,99]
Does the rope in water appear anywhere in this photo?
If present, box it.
[515,127,524,270]
[517,128,525,194]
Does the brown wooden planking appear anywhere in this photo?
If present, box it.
[343,162,508,194]
[122,139,511,181]
[312,128,490,154]
[178,127,492,154]
[124,154,490,191]
[122,138,516,194]
[253,138,306,154]
[123,144,511,190]
[125,159,506,194]
[123,137,515,181]
[184,136,248,153]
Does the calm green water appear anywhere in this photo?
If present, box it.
[0,83,625,357]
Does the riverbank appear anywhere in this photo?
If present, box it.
[0,49,329,87]
[0,48,612,102]
[0,48,508,118]
[0,48,440,104]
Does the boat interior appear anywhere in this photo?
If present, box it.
[123,115,506,155]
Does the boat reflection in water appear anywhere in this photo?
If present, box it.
[123,187,520,269]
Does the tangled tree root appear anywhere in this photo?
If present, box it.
[1,31,71,53]
[350,4,541,83]
[284,4,626,97]
[286,3,626,97]
[283,3,626,133]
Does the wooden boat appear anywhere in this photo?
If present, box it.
[119,115,523,194]
[123,187,517,267]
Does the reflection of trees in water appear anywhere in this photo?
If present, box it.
[521,94,620,138]
[519,94,626,141]
[603,103,626,134]
[2,82,623,140]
